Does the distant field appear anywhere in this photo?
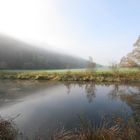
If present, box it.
[0,68,139,82]
[0,68,86,73]
[0,68,139,73]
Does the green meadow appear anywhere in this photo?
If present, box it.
[0,68,139,82]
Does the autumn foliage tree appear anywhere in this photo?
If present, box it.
[120,36,140,68]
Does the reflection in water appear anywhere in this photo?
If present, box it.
[85,83,96,103]
[64,82,96,103]
[63,82,72,94]
[64,82,140,126]
[108,84,140,129]
[0,80,60,106]
[108,84,119,100]
[0,81,140,138]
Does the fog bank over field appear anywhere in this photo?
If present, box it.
[0,34,89,70]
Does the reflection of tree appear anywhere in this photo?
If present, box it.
[63,82,72,94]
[85,83,96,103]
[63,82,96,103]
[108,84,140,100]
[108,84,119,100]
[108,84,140,127]
[120,94,140,124]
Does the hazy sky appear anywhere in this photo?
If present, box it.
[0,0,140,65]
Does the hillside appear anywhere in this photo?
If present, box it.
[0,35,89,70]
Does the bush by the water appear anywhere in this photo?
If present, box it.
[0,117,18,140]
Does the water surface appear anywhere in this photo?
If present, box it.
[0,80,140,138]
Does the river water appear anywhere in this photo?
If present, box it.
[0,80,139,139]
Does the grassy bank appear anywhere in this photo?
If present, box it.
[0,68,140,82]
[0,116,140,140]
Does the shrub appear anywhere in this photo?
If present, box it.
[0,117,18,140]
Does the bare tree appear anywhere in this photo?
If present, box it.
[87,56,96,72]
[110,61,119,73]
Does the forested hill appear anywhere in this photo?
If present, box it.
[0,35,89,69]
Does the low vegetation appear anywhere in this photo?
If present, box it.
[53,117,140,140]
[0,115,140,140]
[0,68,140,83]
[0,117,18,140]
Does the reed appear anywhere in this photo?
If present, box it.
[0,69,140,83]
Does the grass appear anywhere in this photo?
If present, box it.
[0,68,86,73]
[0,68,139,82]
[0,117,18,140]
[0,115,140,140]
[53,118,140,140]
[52,113,140,140]
[0,68,138,73]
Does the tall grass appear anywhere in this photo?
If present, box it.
[0,117,18,140]
[0,69,140,82]
[53,116,140,140]
[0,115,140,140]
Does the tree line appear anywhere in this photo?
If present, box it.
[0,35,88,70]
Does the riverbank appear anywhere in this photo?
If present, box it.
[0,116,140,140]
[0,69,140,82]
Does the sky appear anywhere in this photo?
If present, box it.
[0,0,140,65]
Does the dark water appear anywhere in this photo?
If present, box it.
[0,80,140,138]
